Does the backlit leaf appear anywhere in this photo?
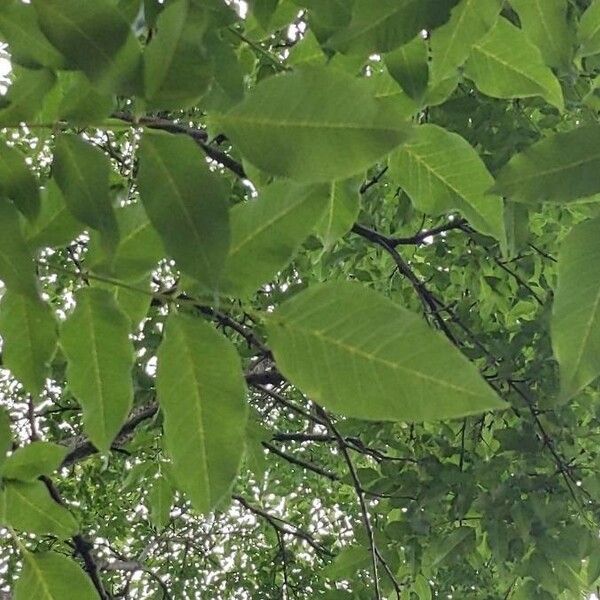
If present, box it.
[511,0,573,70]
[429,0,502,84]
[0,140,40,221]
[32,0,142,95]
[579,0,600,57]
[1,442,67,481]
[464,18,564,110]
[214,67,412,183]
[390,124,506,245]
[52,134,119,252]
[0,480,78,538]
[137,131,230,290]
[60,288,134,453]
[493,125,600,203]
[266,282,506,422]
[552,217,600,400]
[222,180,327,296]
[157,313,247,513]
[15,550,99,600]
[315,178,361,249]
[0,292,57,397]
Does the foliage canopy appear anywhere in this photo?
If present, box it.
[1,1,600,599]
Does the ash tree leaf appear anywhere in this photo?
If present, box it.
[52,134,119,252]
[147,474,173,531]
[137,131,230,291]
[157,313,248,514]
[0,199,39,300]
[214,66,412,183]
[329,0,458,55]
[0,141,40,221]
[579,0,600,57]
[390,124,506,245]
[0,67,56,127]
[88,203,165,282]
[60,288,134,454]
[429,0,502,84]
[315,178,361,250]
[0,408,11,471]
[1,441,67,481]
[464,17,564,110]
[0,291,57,397]
[0,480,78,539]
[551,217,600,401]
[25,179,82,251]
[144,0,213,110]
[322,546,371,579]
[54,72,115,126]
[510,0,573,71]
[32,0,142,95]
[492,125,600,203]
[385,35,429,102]
[0,1,66,70]
[266,282,506,422]
[222,180,327,297]
[15,550,99,600]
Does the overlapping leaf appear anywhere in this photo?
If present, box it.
[223,180,327,296]
[138,131,230,291]
[493,125,600,203]
[464,18,564,110]
[0,140,40,221]
[390,124,505,244]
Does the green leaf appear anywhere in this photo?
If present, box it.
[55,72,115,126]
[112,279,153,328]
[0,1,66,70]
[315,179,361,249]
[222,180,327,296]
[0,292,57,397]
[390,124,506,245]
[429,0,502,84]
[0,67,56,127]
[425,526,475,569]
[1,442,67,481]
[147,474,173,531]
[0,140,40,221]
[385,35,429,102]
[510,0,573,70]
[60,288,134,453]
[266,282,506,422]
[0,480,77,538]
[552,217,600,401]
[329,0,458,55]
[322,546,371,579]
[249,0,279,30]
[52,134,119,252]
[464,17,564,110]
[137,131,230,291]
[32,0,142,95]
[579,0,600,57]
[15,550,99,600]
[414,574,432,600]
[0,408,11,471]
[215,66,412,183]
[588,551,600,585]
[25,179,83,251]
[144,0,212,110]
[88,203,164,281]
[0,199,39,299]
[157,313,248,513]
[493,125,600,203]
